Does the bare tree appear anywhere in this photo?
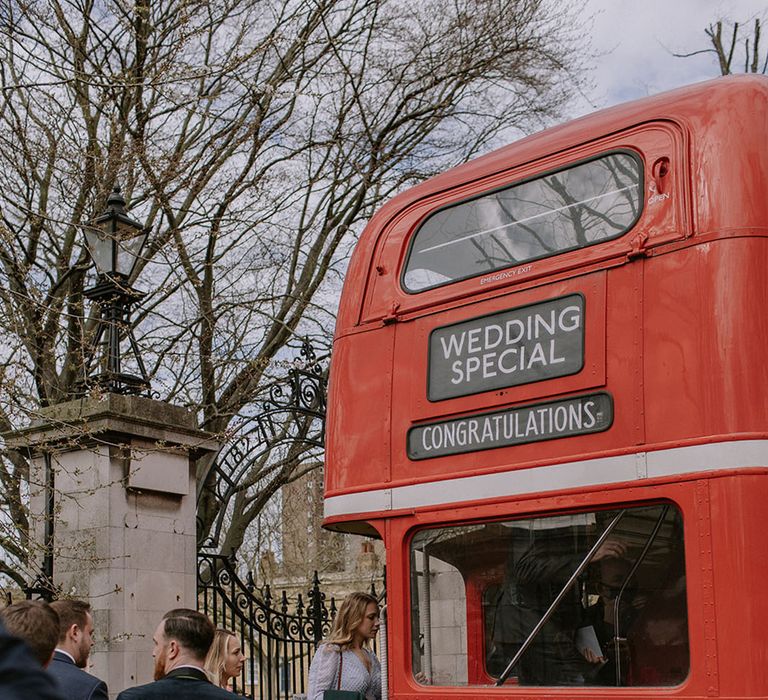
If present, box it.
[0,0,590,578]
[675,16,768,75]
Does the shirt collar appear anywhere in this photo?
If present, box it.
[171,664,207,674]
[54,648,76,664]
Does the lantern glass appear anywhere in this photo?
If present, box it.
[113,219,148,277]
[86,189,147,279]
[84,226,114,276]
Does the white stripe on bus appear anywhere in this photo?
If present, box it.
[324,439,768,518]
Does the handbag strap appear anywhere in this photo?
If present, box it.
[337,647,343,690]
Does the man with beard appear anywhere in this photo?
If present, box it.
[48,600,108,700]
[117,609,233,699]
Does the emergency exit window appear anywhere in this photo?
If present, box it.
[403,152,642,292]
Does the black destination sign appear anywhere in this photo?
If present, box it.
[428,294,584,401]
[408,393,612,460]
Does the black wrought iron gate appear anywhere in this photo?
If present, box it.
[197,553,381,700]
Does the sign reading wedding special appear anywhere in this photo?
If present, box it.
[428,294,585,401]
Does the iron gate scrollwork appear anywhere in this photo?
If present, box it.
[198,338,327,552]
[198,554,382,700]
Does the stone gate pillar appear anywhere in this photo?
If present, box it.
[6,394,218,696]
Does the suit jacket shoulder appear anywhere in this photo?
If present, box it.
[117,675,234,699]
[48,653,108,700]
[0,622,63,700]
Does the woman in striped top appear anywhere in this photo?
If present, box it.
[307,592,382,700]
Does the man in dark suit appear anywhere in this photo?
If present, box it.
[117,608,233,699]
[0,599,60,668]
[48,600,108,700]
[0,615,63,699]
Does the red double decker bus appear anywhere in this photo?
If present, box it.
[324,75,768,699]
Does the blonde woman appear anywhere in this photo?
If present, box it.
[204,628,245,691]
[307,592,381,700]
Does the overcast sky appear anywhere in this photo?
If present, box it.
[571,0,768,117]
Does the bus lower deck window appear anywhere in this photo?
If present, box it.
[403,152,642,292]
[409,503,688,687]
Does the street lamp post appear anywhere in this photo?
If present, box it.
[82,186,151,395]
[8,184,218,686]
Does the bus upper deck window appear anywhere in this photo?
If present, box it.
[403,152,643,292]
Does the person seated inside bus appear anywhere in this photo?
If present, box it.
[489,528,627,686]
[578,557,646,686]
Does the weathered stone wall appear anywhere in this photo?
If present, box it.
[15,394,217,697]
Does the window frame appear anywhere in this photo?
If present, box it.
[406,499,690,689]
[400,149,645,294]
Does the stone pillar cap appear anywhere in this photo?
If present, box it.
[4,393,219,456]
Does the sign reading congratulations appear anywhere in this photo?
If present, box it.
[428,294,585,401]
[408,393,612,460]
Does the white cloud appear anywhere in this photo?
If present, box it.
[571,0,768,117]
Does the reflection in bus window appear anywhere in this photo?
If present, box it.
[403,152,642,292]
[409,504,688,687]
